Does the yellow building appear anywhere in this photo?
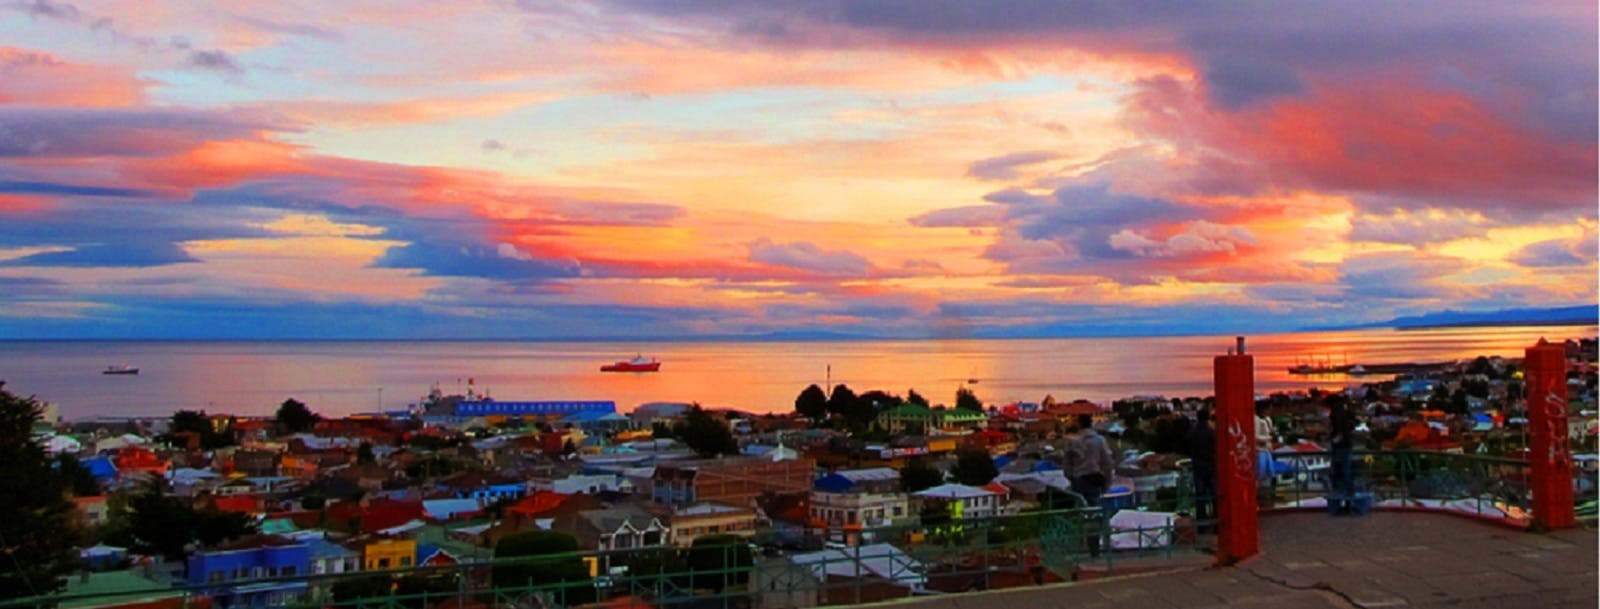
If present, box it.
[363,539,416,571]
[670,503,758,547]
[925,437,959,454]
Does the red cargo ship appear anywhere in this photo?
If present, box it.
[601,355,661,372]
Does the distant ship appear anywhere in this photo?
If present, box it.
[601,355,660,373]
[102,364,139,375]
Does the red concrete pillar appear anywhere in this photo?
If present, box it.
[1214,336,1259,564]
[1525,339,1575,529]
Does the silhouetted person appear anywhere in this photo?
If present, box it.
[1184,408,1217,530]
[1066,413,1114,557]
[1328,397,1357,496]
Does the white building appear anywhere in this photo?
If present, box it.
[810,468,911,532]
[536,473,633,495]
[913,483,1010,519]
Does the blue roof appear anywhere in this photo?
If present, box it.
[1029,461,1062,472]
[993,455,1014,468]
[304,538,357,560]
[85,456,117,479]
[813,473,856,493]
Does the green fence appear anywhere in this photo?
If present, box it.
[1259,449,1545,524]
[13,449,1578,609]
[0,506,1203,609]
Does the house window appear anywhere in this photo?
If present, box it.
[893,506,904,517]
[400,557,411,567]
[378,558,391,569]
[209,572,225,584]
[281,566,296,577]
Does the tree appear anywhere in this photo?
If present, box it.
[899,458,944,493]
[104,481,255,560]
[356,441,376,465]
[906,389,929,407]
[955,387,983,412]
[826,384,858,418]
[170,409,211,436]
[492,530,591,603]
[55,453,101,498]
[950,448,999,486]
[0,383,82,600]
[275,398,321,434]
[169,409,234,449]
[858,390,901,409]
[794,384,828,424]
[687,534,753,591]
[672,406,738,458]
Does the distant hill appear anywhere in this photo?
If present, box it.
[1314,304,1598,331]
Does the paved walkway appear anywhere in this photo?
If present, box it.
[892,512,1597,609]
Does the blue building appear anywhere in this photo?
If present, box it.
[454,400,616,417]
[187,536,311,608]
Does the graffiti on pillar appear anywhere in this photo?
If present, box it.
[1542,389,1571,472]
[1227,419,1254,494]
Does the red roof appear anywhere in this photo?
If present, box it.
[504,491,571,517]
[981,482,1011,496]
[212,495,259,514]
[316,498,426,533]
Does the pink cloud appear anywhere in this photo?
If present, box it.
[0,47,146,107]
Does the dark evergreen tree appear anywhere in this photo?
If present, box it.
[826,384,858,418]
[906,389,929,407]
[899,458,944,493]
[104,481,255,560]
[950,448,999,486]
[55,453,102,498]
[686,534,754,591]
[794,384,828,424]
[492,530,591,603]
[0,383,82,600]
[169,409,234,449]
[672,406,739,457]
[858,390,901,408]
[275,398,321,434]
[955,387,983,412]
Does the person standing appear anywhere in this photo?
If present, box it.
[1328,397,1357,496]
[1066,414,1115,556]
[1184,408,1217,531]
[1255,403,1274,450]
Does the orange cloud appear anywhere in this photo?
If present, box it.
[124,138,308,192]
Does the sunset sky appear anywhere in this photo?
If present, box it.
[0,1,1594,339]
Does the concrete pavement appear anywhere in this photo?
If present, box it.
[888,511,1596,609]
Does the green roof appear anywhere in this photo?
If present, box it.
[938,408,986,421]
[260,517,298,535]
[61,572,180,609]
[878,404,933,419]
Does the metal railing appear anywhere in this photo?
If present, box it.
[1256,449,1541,525]
[14,449,1580,609]
[0,505,1203,609]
